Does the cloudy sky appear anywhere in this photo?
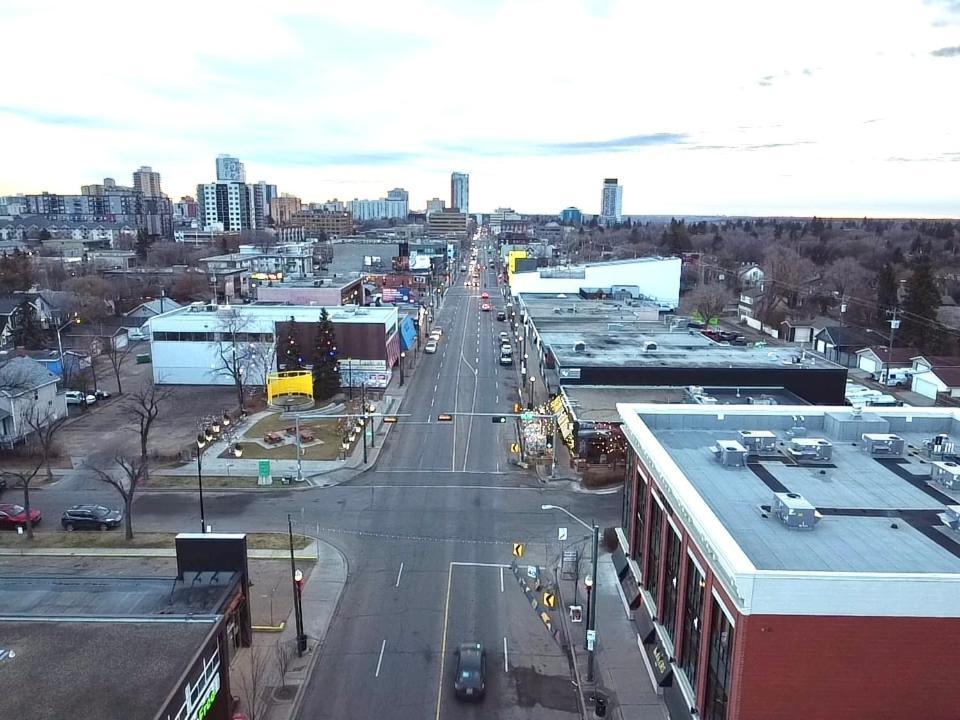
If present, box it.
[1,0,958,217]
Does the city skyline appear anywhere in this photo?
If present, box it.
[1,0,959,217]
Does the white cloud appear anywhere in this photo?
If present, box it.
[0,0,957,216]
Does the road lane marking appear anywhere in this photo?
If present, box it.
[504,637,509,673]
[500,566,504,592]
[436,563,453,720]
[395,562,404,588]
[376,639,386,677]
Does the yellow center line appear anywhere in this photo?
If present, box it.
[435,561,454,720]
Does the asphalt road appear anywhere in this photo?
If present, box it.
[21,244,621,719]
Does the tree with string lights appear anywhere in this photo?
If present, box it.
[312,308,340,401]
[281,316,305,370]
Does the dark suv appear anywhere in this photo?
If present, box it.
[61,504,123,531]
[454,643,486,700]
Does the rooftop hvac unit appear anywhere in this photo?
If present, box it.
[924,434,956,460]
[738,430,777,455]
[931,461,960,490]
[861,433,905,457]
[787,437,833,463]
[642,341,658,352]
[574,341,586,353]
[941,505,960,531]
[712,440,748,467]
[772,492,821,530]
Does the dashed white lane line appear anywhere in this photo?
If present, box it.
[500,566,504,592]
[375,639,387,677]
[503,637,509,673]
[395,562,404,588]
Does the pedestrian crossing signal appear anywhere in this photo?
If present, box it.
[512,542,524,558]
[543,592,557,609]
[513,403,522,413]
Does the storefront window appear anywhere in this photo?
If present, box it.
[646,501,664,605]
[661,529,682,638]
[704,597,735,720]
[679,558,705,689]
[633,471,647,563]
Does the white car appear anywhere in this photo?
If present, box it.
[65,390,96,406]
[429,330,442,342]
[425,341,438,354]
[127,327,149,341]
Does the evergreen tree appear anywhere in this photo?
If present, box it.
[312,309,340,401]
[0,250,34,294]
[875,262,898,323]
[281,316,304,370]
[11,302,47,349]
[901,257,944,351]
[134,229,155,261]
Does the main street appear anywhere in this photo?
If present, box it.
[26,243,622,719]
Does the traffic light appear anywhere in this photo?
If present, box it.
[491,416,507,423]
[437,414,453,422]
[513,403,522,413]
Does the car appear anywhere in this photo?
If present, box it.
[499,332,510,343]
[61,504,123,531]
[454,643,486,700]
[425,341,438,354]
[499,353,513,366]
[127,327,149,341]
[94,389,111,401]
[65,390,96,406]
[481,292,490,300]
[496,311,506,321]
[500,342,512,355]
[481,303,491,312]
[0,503,41,529]
[432,327,443,337]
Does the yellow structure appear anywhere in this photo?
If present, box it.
[266,370,314,407]
[507,250,528,276]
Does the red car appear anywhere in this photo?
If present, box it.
[481,292,490,300]
[0,503,41,529]
[481,303,491,312]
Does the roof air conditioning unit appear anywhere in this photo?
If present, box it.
[773,492,821,530]
[861,433,904,457]
[787,437,832,462]
[941,505,960,531]
[712,440,748,467]
[738,430,777,455]
[931,461,960,490]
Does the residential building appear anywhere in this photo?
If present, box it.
[450,172,469,214]
[150,303,401,389]
[348,194,409,222]
[736,263,764,288]
[132,166,162,198]
[814,326,888,368]
[251,181,277,226]
[560,206,583,225]
[292,210,353,239]
[215,154,246,183]
[616,403,960,720]
[86,249,138,271]
[908,354,960,400]
[123,297,182,322]
[174,195,199,221]
[426,210,467,237]
[0,356,67,448]
[60,321,129,355]
[488,207,522,236]
[271,194,302,225]
[312,199,345,212]
[600,177,623,225]
[0,195,26,217]
[197,182,253,232]
[425,197,446,215]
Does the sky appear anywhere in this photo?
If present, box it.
[1,0,959,217]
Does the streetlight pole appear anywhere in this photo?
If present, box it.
[288,514,307,656]
[399,351,405,387]
[541,504,600,682]
[294,413,303,483]
[196,432,208,534]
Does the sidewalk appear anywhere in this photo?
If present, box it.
[556,551,668,720]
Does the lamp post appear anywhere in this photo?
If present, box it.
[528,376,536,410]
[399,351,406,387]
[196,431,208,534]
[541,504,599,682]
[288,514,307,656]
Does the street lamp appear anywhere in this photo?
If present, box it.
[196,432,208,534]
[399,351,406,387]
[541,504,600,682]
[288,514,308,656]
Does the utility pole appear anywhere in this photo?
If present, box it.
[294,413,303,483]
[886,308,901,382]
[839,294,847,329]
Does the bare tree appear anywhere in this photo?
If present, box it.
[22,404,68,482]
[235,644,272,720]
[105,337,134,395]
[212,310,274,410]
[123,381,172,483]
[84,453,145,539]
[0,456,44,540]
[689,283,734,325]
[758,245,817,324]
[275,639,293,687]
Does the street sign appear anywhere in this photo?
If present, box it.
[510,442,520,453]
[527,565,539,579]
[569,605,583,623]
[586,630,596,651]
[558,527,567,541]
[543,592,556,609]
[258,460,271,486]
[520,412,535,422]
[512,542,524,558]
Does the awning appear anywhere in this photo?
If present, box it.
[642,631,674,688]
[399,317,418,351]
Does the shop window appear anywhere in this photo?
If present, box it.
[661,529,682,638]
[679,558,705,689]
[704,597,735,720]
[633,472,647,564]
[646,501,664,605]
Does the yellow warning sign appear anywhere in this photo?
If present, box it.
[512,542,524,558]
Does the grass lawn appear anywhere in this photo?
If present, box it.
[0,530,312,550]
[147,475,266,489]
[241,413,356,461]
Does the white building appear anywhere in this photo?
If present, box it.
[197,182,253,232]
[600,178,623,225]
[215,154,246,183]
[348,195,408,222]
[149,303,400,388]
[508,256,681,309]
[0,357,67,448]
[451,172,469,214]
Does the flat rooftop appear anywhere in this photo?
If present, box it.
[563,385,807,422]
[544,328,840,370]
[517,293,661,322]
[152,303,397,328]
[621,405,960,575]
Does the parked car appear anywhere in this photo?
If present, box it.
[127,327,149,341]
[454,643,486,700]
[65,390,96,406]
[499,353,513,366]
[500,343,512,356]
[499,332,510,343]
[0,504,41,529]
[94,389,111,401]
[496,311,506,321]
[425,341,438,354]
[429,330,442,342]
[61,504,123,531]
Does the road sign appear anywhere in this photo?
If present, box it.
[527,564,539,579]
[543,592,556,609]
[558,527,567,541]
[258,460,271,486]
[569,605,583,623]
[520,412,535,421]
[512,542,524,558]
[586,630,596,651]
[510,442,520,453]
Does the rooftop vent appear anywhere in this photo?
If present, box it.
[942,505,960,531]
[773,492,821,530]
[711,440,748,467]
[642,341,658,352]
[924,434,955,460]
[931,461,960,490]
[574,341,586,353]
[738,430,777,455]
[786,437,833,463]
[861,433,904,457]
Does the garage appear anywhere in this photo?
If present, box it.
[912,372,943,401]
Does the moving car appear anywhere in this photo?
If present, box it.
[61,504,123,531]
[65,390,96,405]
[0,504,41,529]
[454,643,486,700]
[481,303,491,312]
[499,352,513,366]
[425,341,438,354]
[496,311,506,321]
[480,292,490,300]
